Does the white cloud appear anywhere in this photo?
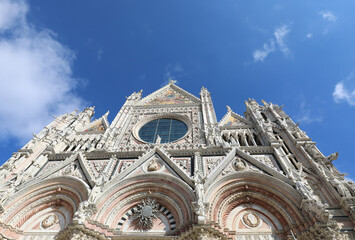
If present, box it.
[253,40,275,62]
[0,0,27,31]
[0,0,85,143]
[306,33,312,38]
[253,24,291,62]
[296,100,323,124]
[333,82,355,106]
[163,63,184,81]
[97,47,103,61]
[319,11,337,22]
[274,25,290,56]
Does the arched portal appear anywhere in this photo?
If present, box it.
[206,172,306,239]
[0,176,89,239]
[95,173,195,236]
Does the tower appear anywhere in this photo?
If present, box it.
[0,81,354,239]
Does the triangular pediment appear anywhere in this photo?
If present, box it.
[204,148,291,187]
[80,119,107,134]
[219,109,253,128]
[108,147,194,187]
[30,153,95,187]
[138,82,200,106]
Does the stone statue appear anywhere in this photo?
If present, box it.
[13,171,32,190]
[329,177,352,198]
[88,174,106,203]
[234,157,246,171]
[147,157,161,172]
[323,152,339,165]
[301,199,329,222]
[73,201,97,224]
[264,121,276,141]
[290,165,314,200]
[0,182,16,210]
[193,173,205,202]
[292,128,306,139]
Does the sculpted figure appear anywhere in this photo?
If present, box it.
[13,171,32,189]
[323,152,339,165]
[264,121,276,141]
[290,165,314,200]
[292,129,306,139]
[329,177,352,198]
[0,182,15,207]
[193,174,205,202]
[88,173,107,203]
[73,201,97,224]
[147,157,161,172]
[305,144,322,160]
[235,157,246,171]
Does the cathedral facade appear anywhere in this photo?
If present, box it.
[0,81,355,240]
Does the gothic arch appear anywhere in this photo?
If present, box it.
[94,173,195,232]
[206,172,307,238]
[0,176,89,232]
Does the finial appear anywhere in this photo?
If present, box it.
[226,105,232,112]
[168,78,177,85]
[103,111,110,118]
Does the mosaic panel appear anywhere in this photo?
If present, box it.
[146,89,193,105]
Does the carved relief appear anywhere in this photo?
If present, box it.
[204,156,223,174]
[41,214,59,229]
[117,160,135,173]
[242,212,261,228]
[172,157,191,176]
[133,198,159,230]
[147,157,161,172]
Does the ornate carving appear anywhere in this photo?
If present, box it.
[133,198,159,230]
[178,226,226,240]
[147,157,161,172]
[41,213,59,229]
[118,160,134,173]
[329,176,352,198]
[205,156,223,174]
[73,201,97,224]
[234,157,247,171]
[242,211,261,228]
[301,199,329,222]
[298,221,347,240]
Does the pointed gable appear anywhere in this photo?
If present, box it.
[224,115,242,127]
[146,88,193,105]
[30,153,95,187]
[82,120,106,133]
[138,81,200,106]
[109,147,194,187]
[219,107,253,128]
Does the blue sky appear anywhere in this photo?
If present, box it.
[0,0,355,179]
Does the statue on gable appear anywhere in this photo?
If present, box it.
[289,165,315,200]
[88,173,107,203]
[323,152,339,165]
[304,144,322,160]
[147,157,161,172]
[234,157,247,171]
[193,173,205,203]
[73,201,97,224]
[329,176,352,198]
[264,120,277,141]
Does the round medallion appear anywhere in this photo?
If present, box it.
[41,214,59,229]
[242,212,260,228]
[142,205,153,218]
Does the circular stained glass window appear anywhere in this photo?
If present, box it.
[138,118,188,143]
